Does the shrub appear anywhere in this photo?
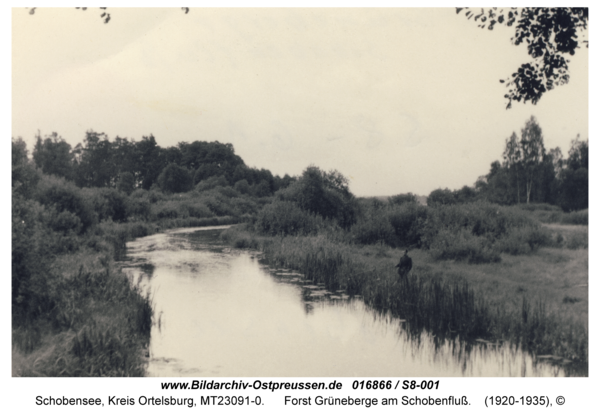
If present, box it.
[275,166,358,229]
[421,202,537,247]
[195,175,229,192]
[48,209,83,235]
[387,202,428,247]
[198,191,236,217]
[255,200,326,236]
[351,215,396,246]
[565,232,588,250]
[36,175,97,232]
[127,198,151,221]
[83,188,130,223]
[180,201,213,218]
[234,179,251,194]
[429,229,501,263]
[230,197,259,216]
[516,203,561,212]
[560,209,588,225]
[213,185,241,198]
[388,193,417,206]
[152,201,182,220]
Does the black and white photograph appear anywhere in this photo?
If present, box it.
[9,4,593,409]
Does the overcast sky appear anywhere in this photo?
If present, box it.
[12,7,589,196]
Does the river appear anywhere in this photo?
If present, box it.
[121,226,567,377]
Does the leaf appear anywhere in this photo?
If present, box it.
[499,79,505,83]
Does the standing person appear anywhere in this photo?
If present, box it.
[395,250,412,279]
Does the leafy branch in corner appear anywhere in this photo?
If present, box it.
[26,7,190,25]
[456,7,588,109]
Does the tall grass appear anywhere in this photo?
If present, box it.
[223,227,588,367]
[12,252,152,376]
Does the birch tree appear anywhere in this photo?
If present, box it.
[519,116,546,203]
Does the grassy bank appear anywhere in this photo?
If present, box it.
[12,214,242,377]
[221,225,588,371]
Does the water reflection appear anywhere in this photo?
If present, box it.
[121,226,571,377]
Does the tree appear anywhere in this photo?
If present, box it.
[457,7,588,108]
[157,163,193,194]
[116,172,136,195]
[500,117,546,204]
[135,135,164,190]
[275,166,358,229]
[426,188,455,207]
[32,132,74,180]
[547,147,564,178]
[519,116,545,203]
[454,186,478,204]
[502,132,522,203]
[73,131,116,188]
[558,136,588,211]
[12,138,40,198]
[565,135,588,171]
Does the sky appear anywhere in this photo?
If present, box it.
[11,7,589,197]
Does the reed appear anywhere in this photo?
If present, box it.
[223,226,588,369]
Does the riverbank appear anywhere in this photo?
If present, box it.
[12,216,241,377]
[220,224,588,374]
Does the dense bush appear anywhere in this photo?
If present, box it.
[351,215,396,246]
[82,187,130,223]
[429,229,501,263]
[35,175,97,232]
[427,188,456,207]
[127,197,151,221]
[234,179,251,194]
[180,200,214,218]
[494,226,552,255]
[516,203,561,212]
[275,166,358,229]
[387,202,428,247]
[255,200,327,236]
[417,202,550,262]
[388,193,417,206]
[196,175,229,192]
[152,200,183,220]
[560,209,588,225]
[198,190,237,217]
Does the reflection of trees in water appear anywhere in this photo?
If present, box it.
[139,262,156,279]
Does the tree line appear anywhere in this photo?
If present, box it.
[28,131,295,197]
[428,116,588,212]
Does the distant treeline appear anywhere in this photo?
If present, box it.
[30,130,295,196]
[427,116,588,212]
